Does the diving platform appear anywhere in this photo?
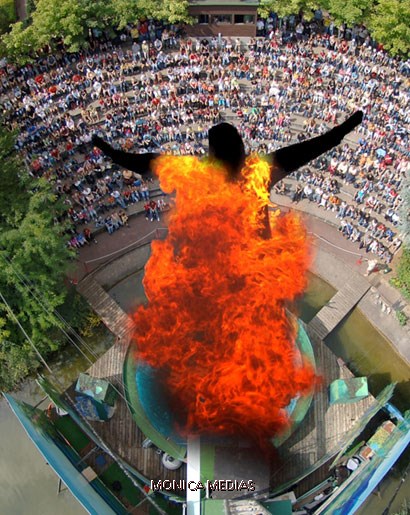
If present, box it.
[308,276,371,340]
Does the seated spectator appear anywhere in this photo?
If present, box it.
[118,209,129,226]
[273,181,286,194]
[105,216,115,234]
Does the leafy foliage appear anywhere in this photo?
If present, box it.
[0,0,16,35]
[396,310,408,326]
[259,0,321,19]
[369,0,410,56]
[394,247,410,300]
[0,128,31,229]
[258,0,409,56]
[3,0,407,59]
[0,22,37,64]
[142,0,191,23]
[0,123,79,390]
[1,0,190,61]
[322,0,373,26]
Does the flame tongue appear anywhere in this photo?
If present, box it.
[132,155,316,445]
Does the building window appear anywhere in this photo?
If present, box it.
[234,14,255,24]
[212,14,232,24]
[197,14,209,24]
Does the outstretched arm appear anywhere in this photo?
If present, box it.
[92,135,160,176]
[267,111,363,186]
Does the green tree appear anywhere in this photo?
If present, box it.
[30,0,90,52]
[0,0,16,35]
[111,0,143,29]
[1,0,191,61]
[0,22,37,64]
[112,0,191,26]
[369,0,410,56]
[0,123,75,389]
[258,0,322,19]
[143,0,191,23]
[320,0,374,26]
[0,127,31,229]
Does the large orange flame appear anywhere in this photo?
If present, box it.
[132,155,316,445]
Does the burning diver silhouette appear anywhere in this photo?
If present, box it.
[92,111,364,443]
[92,111,363,187]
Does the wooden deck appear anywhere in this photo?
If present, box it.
[308,276,370,340]
[77,275,133,342]
[76,275,187,486]
[77,272,377,500]
[270,328,376,496]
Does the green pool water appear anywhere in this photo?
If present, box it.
[296,273,410,411]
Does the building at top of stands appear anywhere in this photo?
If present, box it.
[186,0,258,37]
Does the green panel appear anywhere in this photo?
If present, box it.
[272,320,316,447]
[329,378,369,405]
[99,462,144,506]
[53,414,91,453]
[263,499,293,514]
[200,442,216,483]
[202,499,226,515]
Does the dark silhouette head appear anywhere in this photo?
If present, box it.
[208,123,246,178]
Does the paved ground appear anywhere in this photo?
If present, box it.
[74,186,387,279]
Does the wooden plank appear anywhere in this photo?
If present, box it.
[270,329,376,491]
[77,276,187,486]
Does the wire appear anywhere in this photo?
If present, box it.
[0,253,98,364]
[382,462,410,515]
[310,231,369,258]
[0,287,168,515]
[0,290,53,374]
[0,253,138,413]
[84,227,167,264]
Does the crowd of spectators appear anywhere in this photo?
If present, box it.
[0,15,408,262]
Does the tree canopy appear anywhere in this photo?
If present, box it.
[0,123,77,390]
[0,0,16,36]
[1,0,191,61]
[369,0,410,56]
[323,0,374,26]
[259,0,321,19]
[1,0,409,60]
